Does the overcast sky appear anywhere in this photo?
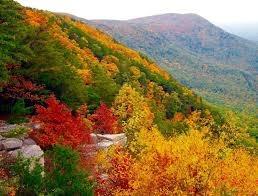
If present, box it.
[16,0,258,25]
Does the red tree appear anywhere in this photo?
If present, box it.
[90,103,122,134]
[29,96,91,149]
[1,76,46,102]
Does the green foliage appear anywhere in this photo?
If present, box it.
[45,145,94,195]
[165,93,182,118]
[11,99,31,115]
[1,126,28,138]
[90,65,119,106]
[158,121,189,137]
[11,156,44,195]
[19,28,89,108]
[37,66,88,108]
[10,145,94,195]
[92,17,258,114]
[0,0,33,71]
[86,86,100,112]
[7,99,31,124]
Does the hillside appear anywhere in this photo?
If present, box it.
[0,1,258,195]
[89,14,258,111]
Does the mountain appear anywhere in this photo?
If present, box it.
[88,13,258,111]
[1,1,258,195]
[220,22,258,42]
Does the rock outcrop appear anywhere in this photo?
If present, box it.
[90,133,127,150]
[0,122,44,166]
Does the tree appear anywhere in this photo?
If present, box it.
[29,96,91,149]
[90,65,119,106]
[45,145,94,195]
[11,145,94,195]
[1,76,47,102]
[101,55,119,77]
[165,92,182,119]
[97,127,258,195]
[113,84,154,138]
[89,103,122,134]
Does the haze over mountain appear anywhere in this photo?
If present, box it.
[220,22,258,42]
[87,13,258,111]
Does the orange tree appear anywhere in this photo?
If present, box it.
[89,103,122,134]
[97,127,258,195]
[30,96,91,149]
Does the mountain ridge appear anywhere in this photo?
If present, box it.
[0,1,258,194]
[85,13,258,111]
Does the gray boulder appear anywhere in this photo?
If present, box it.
[23,138,36,146]
[97,140,114,149]
[114,137,127,146]
[90,133,98,144]
[10,145,43,159]
[0,124,17,133]
[96,133,126,142]
[2,138,23,150]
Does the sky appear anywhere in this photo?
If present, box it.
[16,0,258,25]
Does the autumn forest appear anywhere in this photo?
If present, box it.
[0,0,257,195]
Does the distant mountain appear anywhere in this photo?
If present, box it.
[220,22,258,42]
[86,13,258,111]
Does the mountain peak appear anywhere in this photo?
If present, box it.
[128,13,204,21]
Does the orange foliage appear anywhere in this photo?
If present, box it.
[74,21,170,80]
[49,22,98,66]
[77,69,92,84]
[30,97,91,149]
[146,81,168,104]
[172,112,185,122]
[101,56,119,76]
[24,9,47,26]
[89,103,122,134]
[97,128,258,195]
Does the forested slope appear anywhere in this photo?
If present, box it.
[0,1,257,195]
[90,14,258,112]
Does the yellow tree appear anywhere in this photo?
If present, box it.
[100,55,119,77]
[97,127,258,195]
[113,84,154,138]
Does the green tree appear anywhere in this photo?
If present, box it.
[90,65,119,106]
[165,92,182,118]
[45,145,94,195]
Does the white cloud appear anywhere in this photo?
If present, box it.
[16,0,258,25]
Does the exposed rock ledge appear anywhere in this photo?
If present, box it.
[90,133,127,149]
[0,121,127,165]
[0,121,44,166]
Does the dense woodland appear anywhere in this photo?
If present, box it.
[90,14,258,113]
[0,0,257,195]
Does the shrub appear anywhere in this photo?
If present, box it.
[7,99,31,124]
[45,145,94,195]
[90,103,122,134]
[10,146,94,195]
[2,126,28,138]
[11,156,44,195]
[29,96,91,149]
[98,128,258,195]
